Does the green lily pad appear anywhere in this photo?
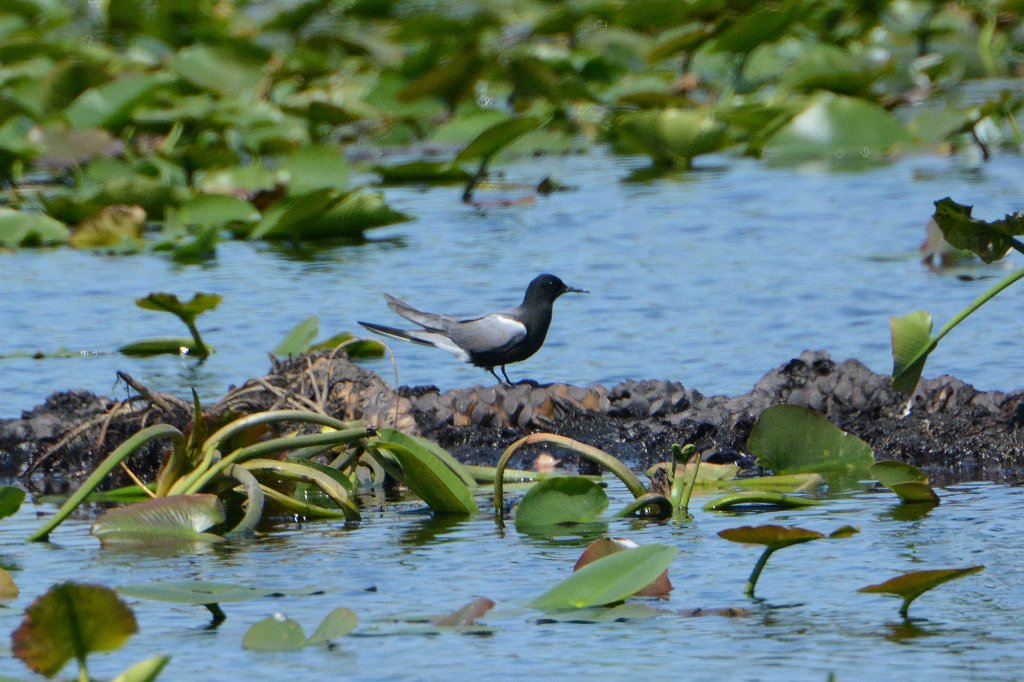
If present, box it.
[118,337,205,357]
[514,476,609,530]
[248,188,409,241]
[373,160,473,185]
[890,310,934,394]
[0,207,69,247]
[136,291,221,321]
[454,115,540,164]
[747,404,874,483]
[170,194,260,230]
[307,607,359,643]
[91,494,226,545]
[12,582,138,678]
[64,72,174,129]
[763,93,912,165]
[858,566,984,618]
[0,485,25,520]
[242,614,308,651]
[169,44,266,98]
[870,461,940,504]
[531,543,677,610]
[615,108,731,167]
[280,144,349,195]
[118,580,323,605]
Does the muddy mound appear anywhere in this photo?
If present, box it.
[2,349,1022,489]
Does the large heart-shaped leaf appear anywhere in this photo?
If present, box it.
[12,582,138,677]
[514,476,608,530]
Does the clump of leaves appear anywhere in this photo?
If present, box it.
[890,198,1024,394]
[858,566,984,619]
[718,524,859,597]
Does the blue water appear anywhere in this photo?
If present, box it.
[0,481,1020,680]
[4,149,1024,417]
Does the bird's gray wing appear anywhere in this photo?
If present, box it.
[446,312,527,355]
[384,293,457,330]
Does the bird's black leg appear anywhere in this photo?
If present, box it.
[487,367,505,385]
[500,366,513,385]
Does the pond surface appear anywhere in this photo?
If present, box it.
[4,148,1024,417]
[0,480,1020,680]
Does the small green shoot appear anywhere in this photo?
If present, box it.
[718,524,858,597]
[858,566,984,619]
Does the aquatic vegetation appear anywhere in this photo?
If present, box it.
[119,580,325,625]
[119,292,220,359]
[718,524,859,598]
[243,607,357,651]
[891,198,1024,394]
[869,461,940,504]
[274,316,385,359]
[858,566,985,619]
[11,582,166,682]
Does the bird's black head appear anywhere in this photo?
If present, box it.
[525,274,589,304]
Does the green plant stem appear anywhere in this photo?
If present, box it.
[243,458,360,521]
[899,597,913,619]
[493,433,647,517]
[257,485,350,519]
[184,318,208,358]
[930,265,1024,350]
[745,547,776,597]
[224,464,264,536]
[28,424,184,542]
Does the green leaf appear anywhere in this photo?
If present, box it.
[706,0,806,54]
[64,73,174,129]
[0,567,19,601]
[573,538,672,598]
[890,310,934,394]
[0,207,69,247]
[454,116,540,164]
[747,404,874,483]
[136,292,222,323]
[373,430,478,515]
[249,188,409,241]
[310,332,385,358]
[242,615,308,651]
[703,490,822,511]
[12,582,138,677]
[281,145,349,195]
[870,461,940,504]
[169,44,266,98]
[373,160,473,185]
[110,655,171,682]
[0,485,25,520]
[307,607,359,643]
[514,476,609,530]
[275,316,319,357]
[91,494,226,545]
[858,566,984,618]
[932,197,1022,263]
[615,108,730,167]
[763,93,912,165]
[171,194,260,230]
[118,337,204,357]
[531,543,677,610]
[118,580,322,605]
[718,524,828,550]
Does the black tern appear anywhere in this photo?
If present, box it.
[358,274,588,385]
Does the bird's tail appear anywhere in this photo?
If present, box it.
[357,321,470,361]
[383,293,452,330]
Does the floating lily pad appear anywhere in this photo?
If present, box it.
[531,543,677,610]
[870,461,939,504]
[858,566,984,618]
[514,476,608,530]
[118,580,323,605]
[615,108,731,167]
[747,404,874,484]
[12,582,137,678]
[243,607,358,651]
[64,73,174,129]
[91,494,226,545]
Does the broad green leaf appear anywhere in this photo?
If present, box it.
[0,485,25,519]
[932,197,1022,263]
[64,73,174,129]
[703,491,822,511]
[375,429,477,488]
[514,476,609,530]
[747,404,874,483]
[718,524,826,549]
[310,332,386,358]
[454,116,540,164]
[573,538,672,598]
[12,582,138,677]
[118,337,203,357]
[308,607,358,643]
[870,461,939,504]
[171,194,260,229]
[169,44,265,98]
[136,292,222,323]
[91,494,226,545]
[118,580,322,605]
[858,566,984,618]
[763,93,912,165]
[531,543,677,610]
[373,160,473,185]
[615,108,730,167]
[249,188,409,241]
[0,207,69,247]
[706,0,806,54]
[280,145,349,195]
[242,614,308,651]
[398,50,483,105]
[373,430,478,515]
[110,655,171,682]
[275,316,319,357]
[890,310,934,394]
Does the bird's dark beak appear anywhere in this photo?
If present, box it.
[565,285,589,294]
